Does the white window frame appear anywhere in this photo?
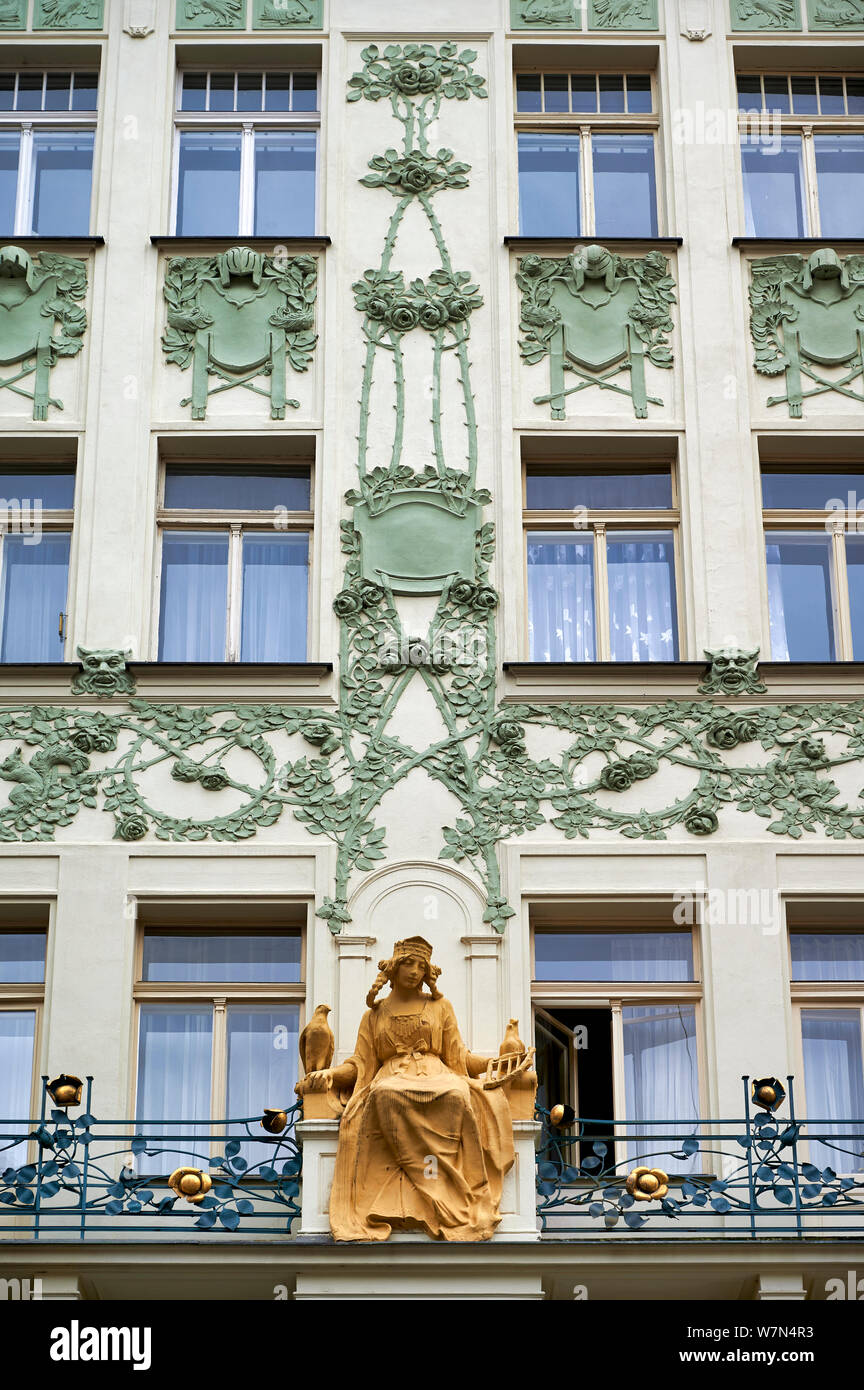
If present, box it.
[522,463,683,661]
[0,928,47,1159]
[171,68,320,237]
[154,461,314,663]
[0,70,98,237]
[0,472,74,660]
[514,69,662,237]
[738,71,864,238]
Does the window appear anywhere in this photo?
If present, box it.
[0,468,74,662]
[790,928,864,1173]
[156,464,311,662]
[761,467,864,660]
[0,929,46,1164]
[533,919,702,1171]
[134,927,303,1172]
[0,71,97,236]
[173,70,318,236]
[524,466,680,661]
[738,72,864,237]
[515,71,658,237]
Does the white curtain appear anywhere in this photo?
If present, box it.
[765,541,791,660]
[142,933,301,984]
[0,533,70,661]
[527,532,595,662]
[136,1005,213,1173]
[607,532,677,662]
[226,1005,299,1168]
[158,531,228,661]
[0,1010,35,1166]
[534,931,693,983]
[240,533,308,662]
[801,1009,864,1173]
[623,1004,700,1174]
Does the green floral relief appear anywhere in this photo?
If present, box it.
[161,247,317,420]
[34,0,104,27]
[807,0,864,25]
[0,246,87,421]
[750,249,864,418]
[730,0,801,28]
[510,0,580,27]
[517,245,676,419]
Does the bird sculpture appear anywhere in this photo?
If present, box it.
[499,1018,525,1056]
[299,1003,335,1075]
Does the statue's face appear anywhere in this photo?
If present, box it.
[396,956,426,990]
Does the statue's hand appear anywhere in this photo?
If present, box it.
[295,1069,333,1096]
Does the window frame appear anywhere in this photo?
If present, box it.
[0,927,47,1161]
[0,469,75,661]
[521,461,683,661]
[737,70,864,238]
[760,465,861,661]
[171,66,321,237]
[0,69,99,237]
[513,66,662,237]
[154,460,314,663]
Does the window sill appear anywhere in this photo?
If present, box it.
[150,235,331,249]
[0,661,334,703]
[502,660,864,701]
[505,235,683,248]
[733,237,864,249]
[2,236,104,247]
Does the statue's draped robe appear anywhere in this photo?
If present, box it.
[329,996,514,1241]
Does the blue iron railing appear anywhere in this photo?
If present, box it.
[0,1077,302,1240]
[536,1076,864,1237]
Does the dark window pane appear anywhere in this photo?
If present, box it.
[240,533,309,662]
[607,530,678,661]
[761,471,864,509]
[848,77,864,114]
[791,75,818,115]
[818,75,844,115]
[763,74,791,114]
[209,72,235,112]
[180,72,207,111]
[237,71,262,110]
[176,131,241,236]
[592,133,657,237]
[264,72,292,111]
[164,467,310,511]
[0,532,70,662]
[0,74,14,112]
[158,531,229,662]
[518,132,580,235]
[0,470,75,509]
[0,133,19,237]
[254,129,316,236]
[30,131,94,235]
[527,530,595,662]
[792,933,864,981]
[815,134,864,238]
[543,73,569,113]
[292,72,318,111]
[766,532,835,660]
[737,74,762,111]
[16,74,43,112]
[71,72,98,112]
[44,72,71,112]
[626,73,652,113]
[0,933,46,984]
[570,73,597,112]
[516,73,542,113]
[143,933,301,983]
[535,932,694,982]
[741,134,806,236]
[848,535,864,660]
[598,74,625,113]
[526,471,673,510]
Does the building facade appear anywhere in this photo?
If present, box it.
[0,0,864,1301]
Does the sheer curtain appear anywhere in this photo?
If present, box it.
[136,1005,213,1174]
[623,1004,700,1173]
[158,531,229,661]
[527,532,595,662]
[765,534,835,661]
[240,533,308,662]
[0,1010,35,1165]
[0,532,70,661]
[801,1009,864,1173]
[607,531,677,661]
[225,1005,299,1167]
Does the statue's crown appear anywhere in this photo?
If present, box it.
[392,936,433,963]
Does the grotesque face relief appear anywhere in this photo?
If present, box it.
[72,648,136,698]
[699,646,766,696]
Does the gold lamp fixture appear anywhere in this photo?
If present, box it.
[46,1074,84,1107]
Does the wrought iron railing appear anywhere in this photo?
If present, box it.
[0,1078,302,1240]
[536,1076,864,1237]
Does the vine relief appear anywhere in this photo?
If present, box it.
[750,249,864,418]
